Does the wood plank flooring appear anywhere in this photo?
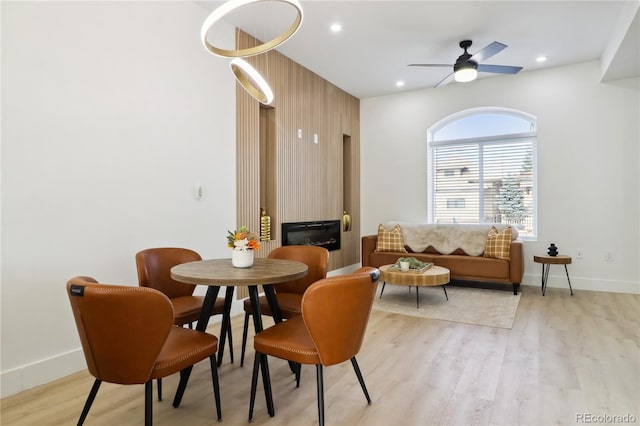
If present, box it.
[2,285,638,425]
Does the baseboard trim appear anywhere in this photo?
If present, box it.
[1,348,87,399]
[522,273,639,294]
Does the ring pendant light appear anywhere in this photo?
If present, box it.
[230,58,274,104]
[201,0,303,58]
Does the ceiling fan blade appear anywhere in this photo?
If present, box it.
[477,64,523,74]
[470,41,507,63]
[435,72,455,88]
[407,63,452,67]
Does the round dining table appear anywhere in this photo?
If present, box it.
[170,257,308,417]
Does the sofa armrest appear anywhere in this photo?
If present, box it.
[361,235,378,267]
[509,239,524,284]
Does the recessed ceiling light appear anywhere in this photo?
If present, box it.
[330,23,342,32]
[536,56,547,63]
[396,80,405,87]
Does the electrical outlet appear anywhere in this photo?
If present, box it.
[576,249,583,259]
[605,250,614,262]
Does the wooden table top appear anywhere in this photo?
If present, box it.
[170,258,308,286]
[533,254,572,265]
[379,265,450,287]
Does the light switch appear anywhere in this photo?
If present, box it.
[314,134,319,144]
[297,129,303,139]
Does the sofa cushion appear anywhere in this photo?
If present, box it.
[483,226,512,260]
[435,255,510,281]
[375,224,407,253]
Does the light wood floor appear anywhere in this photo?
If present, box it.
[2,285,639,426]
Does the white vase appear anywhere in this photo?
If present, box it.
[232,250,254,268]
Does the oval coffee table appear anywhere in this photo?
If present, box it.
[379,264,450,309]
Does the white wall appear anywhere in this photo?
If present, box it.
[1,1,236,397]
[361,61,639,294]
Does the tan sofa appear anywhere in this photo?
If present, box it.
[361,223,524,294]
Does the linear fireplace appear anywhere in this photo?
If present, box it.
[281,220,341,251]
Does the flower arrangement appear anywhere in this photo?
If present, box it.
[227,226,260,251]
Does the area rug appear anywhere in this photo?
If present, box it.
[372,284,521,329]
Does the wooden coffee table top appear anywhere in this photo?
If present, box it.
[379,265,450,287]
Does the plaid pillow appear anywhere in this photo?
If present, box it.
[375,224,408,253]
[483,226,512,260]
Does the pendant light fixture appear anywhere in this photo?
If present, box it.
[230,58,274,104]
[201,0,303,58]
[201,0,304,104]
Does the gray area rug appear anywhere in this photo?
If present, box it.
[372,283,522,329]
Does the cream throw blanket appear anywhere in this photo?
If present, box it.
[386,222,518,256]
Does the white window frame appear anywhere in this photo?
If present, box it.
[427,107,538,239]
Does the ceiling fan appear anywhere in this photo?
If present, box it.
[408,40,523,87]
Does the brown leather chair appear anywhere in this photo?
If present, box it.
[135,247,228,328]
[66,276,222,426]
[239,245,329,367]
[248,267,380,426]
[136,247,233,400]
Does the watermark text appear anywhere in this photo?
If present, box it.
[576,413,637,424]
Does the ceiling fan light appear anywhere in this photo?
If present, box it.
[454,67,478,83]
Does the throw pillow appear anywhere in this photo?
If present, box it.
[375,224,408,253]
[483,226,512,260]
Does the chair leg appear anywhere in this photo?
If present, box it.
[315,364,325,426]
[351,357,371,404]
[240,312,250,367]
[209,355,222,421]
[172,366,192,408]
[259,353,275,417]
[217,311,235,366]
[157,378,162,401]
[248,352,261,422]
[295,363,302,388]
[145,380,153,426]
[77,379,101,426]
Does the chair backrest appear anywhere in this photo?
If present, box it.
[135,247,202,299]
[267,245,329,294]
[301,267,380,366]
[66,276,173,384]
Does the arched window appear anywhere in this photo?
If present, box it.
[427,107,536,238]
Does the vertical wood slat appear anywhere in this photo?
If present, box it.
[235,29,360,285]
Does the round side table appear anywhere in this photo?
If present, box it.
[533,254,573,296]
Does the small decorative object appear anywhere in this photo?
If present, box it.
[227,226,260,268]
[393,257,433,273]
[260,208,271,242]
[232,249,254,268]
[343,210,351,232]
[547,243,558,257]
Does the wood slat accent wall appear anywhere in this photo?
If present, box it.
[235,29,360,297]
